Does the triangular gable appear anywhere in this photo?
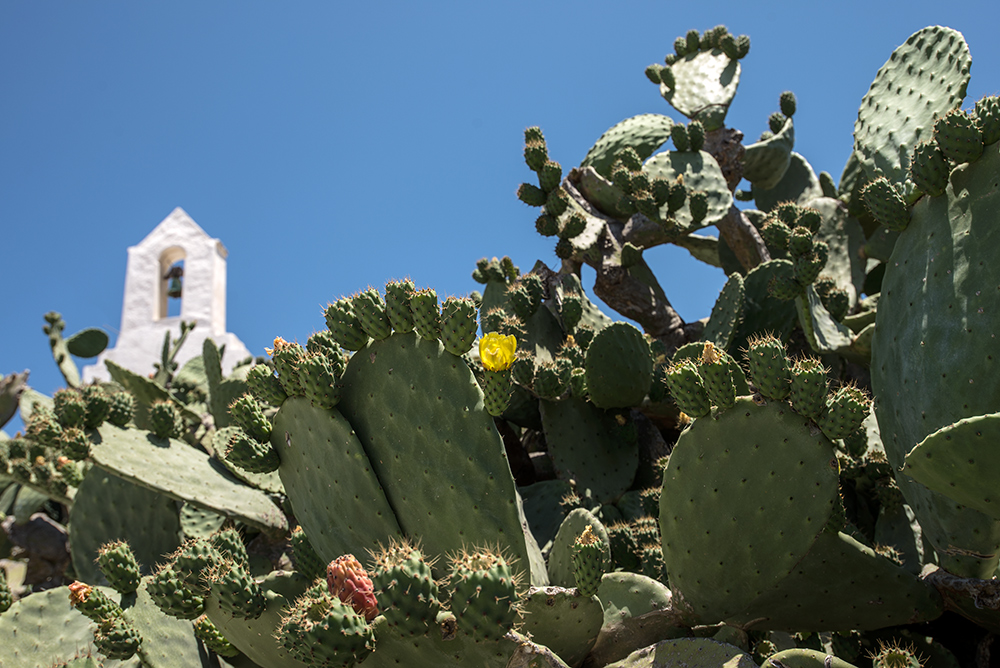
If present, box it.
[133,207,210,249]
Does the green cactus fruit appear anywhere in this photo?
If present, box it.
[297,351,342,409]
[909,140,950,197]
[82,385,111,428]
[934,108,983,164]
[440,296,478,356]
[517,182,547,206]
[684,28,700,53]
[290,526,326,582]
[560,292,584,332]
[53,388,87,428]
[351,287,391,341]
[524,138,548,172]
[26,410,63,446]
[206,558,265,619]
[760,217,791,255]
[772,201,799,226]
[767,259,801,300]
[687,120,706,152]
[671,123,690,152]
[172,538,224,594]
[228,393,271,443]
[673,36,688,57]
[630,170,652,194]
[569,367,587,398]
[720,33,739,60]
[507,283,537,321]
[510,351,534,389]
[611,161,633,191]
[975,95,1000,145]
[68,581,122,622]
[555,237,574,259]
[449,548,520,642]
[787,226,812,257]
[370,539,442,637]
[211,527,250,569]
[688,190,708,225]
[560,211,588,240]
[768,111,786,135]
[658,183,683,218]
[278,590,375,667]
[641,544,666,581]
[539,160,563,193]
[95,541,141,594]
[799,207,822,235]
[869,641,923,668]
[149,399,182,439]
[483,368,514,417]
[788,357,828,420]
[226,427,279,473]
[94,615,142,660]
[327,554,380,622]
[697,342,737,409]
[573,525,608,597]
[535,213,559,237]
[545,187,570,217]
[193,614,240,658]
[324,299,370,351]
[58,426,91,461]
[818,386,870,441]
[524,125,545,144]
[269,336,309,396]
[0,568,11,613]
[779,91,797,117]
[660,65,676,89]
[734,34,750,58]
[383,278,416,333]
[665,359,711,418]
[533,360,570,399]
[745,334,791,400]
[410,288,441,341]
[793,248,825,287]
[307,329,348,362]
[55,455,84,486]
[107,390,134,427]
[245,363,287,407]
[822,288,850,322]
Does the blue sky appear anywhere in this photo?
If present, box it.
[2,2,998,433]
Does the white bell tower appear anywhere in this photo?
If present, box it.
[83,208,252,382]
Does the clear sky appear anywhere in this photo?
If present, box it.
[2,2,998,434]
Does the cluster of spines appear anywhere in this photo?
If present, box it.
[277,579,376,668]
[367,539,442,637]
[447,546,521,642]
[646,26,749,90]
[814,277,850,321]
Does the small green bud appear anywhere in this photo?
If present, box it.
[779,91,797,117]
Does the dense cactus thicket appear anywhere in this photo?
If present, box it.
[3,23,1000,668]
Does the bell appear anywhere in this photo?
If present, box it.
[167,277,183,299]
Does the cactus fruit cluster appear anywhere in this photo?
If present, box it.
[3,20,1000,668]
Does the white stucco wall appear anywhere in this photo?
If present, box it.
[82,208,252,382]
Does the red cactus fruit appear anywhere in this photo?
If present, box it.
[326,554,379,621]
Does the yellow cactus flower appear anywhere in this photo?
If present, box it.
[479,333,517,372]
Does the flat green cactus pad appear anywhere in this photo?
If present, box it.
[752,152,823,212]
[520,586,603,667]
[596,571,676,630]
[904,413,1000,520]
[763,648,861,668]
[660,50,740,130]
[91,424,287,533]
[605,637,757,668]
[270,397,401,562]
[69,468,182,586]
[540,398,639,504]
[660,397,840,623]
[872,141,1000,578]
[854,26,970,189]
[121,578,206,668]
[339,333,538,584]
[643,150,731,232]
[742,118,794,189]
[581,114,674,178]
[724,530,942,631]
